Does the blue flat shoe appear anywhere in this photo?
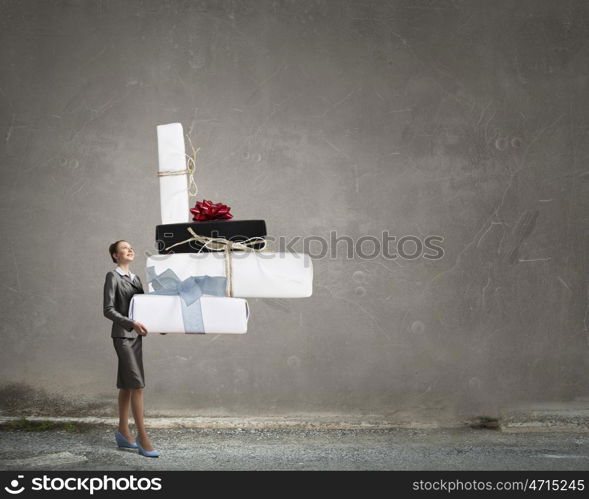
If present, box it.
[115,430,138,449]
[137,440,160,458]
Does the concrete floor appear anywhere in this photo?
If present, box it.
[0,426,588,471]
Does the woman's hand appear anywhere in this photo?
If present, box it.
[132,321,149,336]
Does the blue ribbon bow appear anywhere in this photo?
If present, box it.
[146,266,227,333]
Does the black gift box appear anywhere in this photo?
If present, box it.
[155,220,267,254]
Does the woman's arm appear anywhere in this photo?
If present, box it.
[103,272,135,331]
[136,275,145,294]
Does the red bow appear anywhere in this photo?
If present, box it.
[190,200,233,221]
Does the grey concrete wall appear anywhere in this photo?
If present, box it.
[1,0,588,421]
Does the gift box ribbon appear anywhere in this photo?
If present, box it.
[156,134,200,197]
[162,227,268,297]
[146,266,227,333]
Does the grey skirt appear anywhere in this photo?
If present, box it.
[112,336,145,389]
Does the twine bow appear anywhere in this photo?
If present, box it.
[157,134,200,197]
[162,227,268,297]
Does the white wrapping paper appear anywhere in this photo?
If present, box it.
[157,122,189,224]
[129,294,249,334]
[146,252,313,298]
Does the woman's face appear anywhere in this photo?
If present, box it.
[114,241,135,265]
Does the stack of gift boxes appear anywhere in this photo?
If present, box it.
[129,122,313,334]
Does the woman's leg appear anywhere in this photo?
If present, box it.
[130,388,155,451]
[117,388,135,443]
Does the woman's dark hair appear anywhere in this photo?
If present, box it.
[109,240,126,264]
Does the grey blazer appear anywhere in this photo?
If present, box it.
[103,270,145,338]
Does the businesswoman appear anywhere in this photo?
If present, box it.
[103,240,159,458]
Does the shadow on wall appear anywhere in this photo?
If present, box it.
[0,382,113,417]
[0,380,493,426]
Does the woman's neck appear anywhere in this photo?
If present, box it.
[117,262,130,273]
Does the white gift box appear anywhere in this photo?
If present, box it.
[129,294,249,334]
[157,122,189,224]
[146,252,313,298]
